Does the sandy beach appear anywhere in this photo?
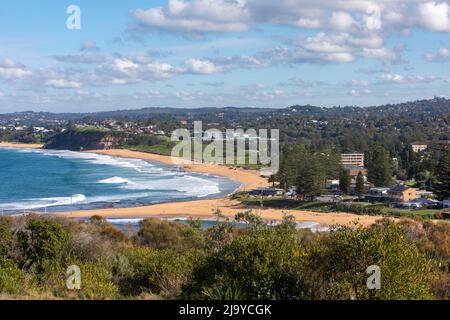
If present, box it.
[0,144,385,226]
[0,142,44,149]
[53,148,383,227]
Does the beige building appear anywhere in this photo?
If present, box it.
[341,154,365,167]
[411,143,428,153]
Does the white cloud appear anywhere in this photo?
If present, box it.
[0,58,32,79]
[418,1,450,32]
[130,0,450,35]
[330,11,355,31]
[131,0,249,33]
[379,73,438,84]
[46,79,82,89]
[185,58,223,74]
[350,88,372,97]
[424,47,450,61]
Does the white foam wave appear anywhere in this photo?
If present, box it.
[33,150,166,175]
[123,175,221,198]
[1,194,87,210]
[98,176,134,184]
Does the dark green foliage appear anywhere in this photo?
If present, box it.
[17,216,71,270]
[339,169,351,195]
[309,221,433,300]
[356,172,366,199]
[0,215,447,300]
[434,148,450,201]
[366,144,394,187]
[183,228,308,300]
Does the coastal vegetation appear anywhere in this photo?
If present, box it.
[0,214,448,300]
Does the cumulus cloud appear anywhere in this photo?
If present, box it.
[424,47,450,61]
[0,58,32,79]
[185,58,223,74]
[130,0,450,35]
[418,1,450,32]
[330,11,356,31]
[131,0,249,33]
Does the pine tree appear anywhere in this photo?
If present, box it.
[434,148,450,201]
[356,172,365,199]
[339,169,351,195]
[367,144,394,187]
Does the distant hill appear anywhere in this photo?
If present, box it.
[1,97,450,121]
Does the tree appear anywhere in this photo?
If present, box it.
[434,148,450,201]
[356,172,365,199]
[366,144,394,187]
[339,169,351,195]
[296,160,325,201]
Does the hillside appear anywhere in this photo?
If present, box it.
[44,127,126,151]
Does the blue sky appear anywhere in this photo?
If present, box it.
[2,0,450,112]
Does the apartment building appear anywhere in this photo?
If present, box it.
[341,153,365,167]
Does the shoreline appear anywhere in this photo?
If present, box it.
[0,144,385,227]
[0,142,44,149]
[58,149,384,227]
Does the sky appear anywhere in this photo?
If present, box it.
[2,0,450,112]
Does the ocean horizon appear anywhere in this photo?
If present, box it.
[0,148,241,214]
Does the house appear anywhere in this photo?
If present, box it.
[444,200,450,209]
[249,188,283,197]
[365,187,390,202]
[388,185,417,202]
[411,143,428,153]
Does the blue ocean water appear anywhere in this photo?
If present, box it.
[0,148,241,214]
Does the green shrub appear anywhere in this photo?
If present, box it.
[135,218,204,250]
[0,258,21,294]
[183,229,308,300]
[309,220,434,300]
[118,247,199,298]
[17,217,71,270]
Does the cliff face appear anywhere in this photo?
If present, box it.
[44,130,125,151]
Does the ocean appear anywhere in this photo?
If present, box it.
[0,148,241,214]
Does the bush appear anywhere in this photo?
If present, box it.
[0,258,21,294]
[118,247,199,298]
[183,229,308,300]
[16,217,71,270]
[135,219,203,250]
[309,220,434,300]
